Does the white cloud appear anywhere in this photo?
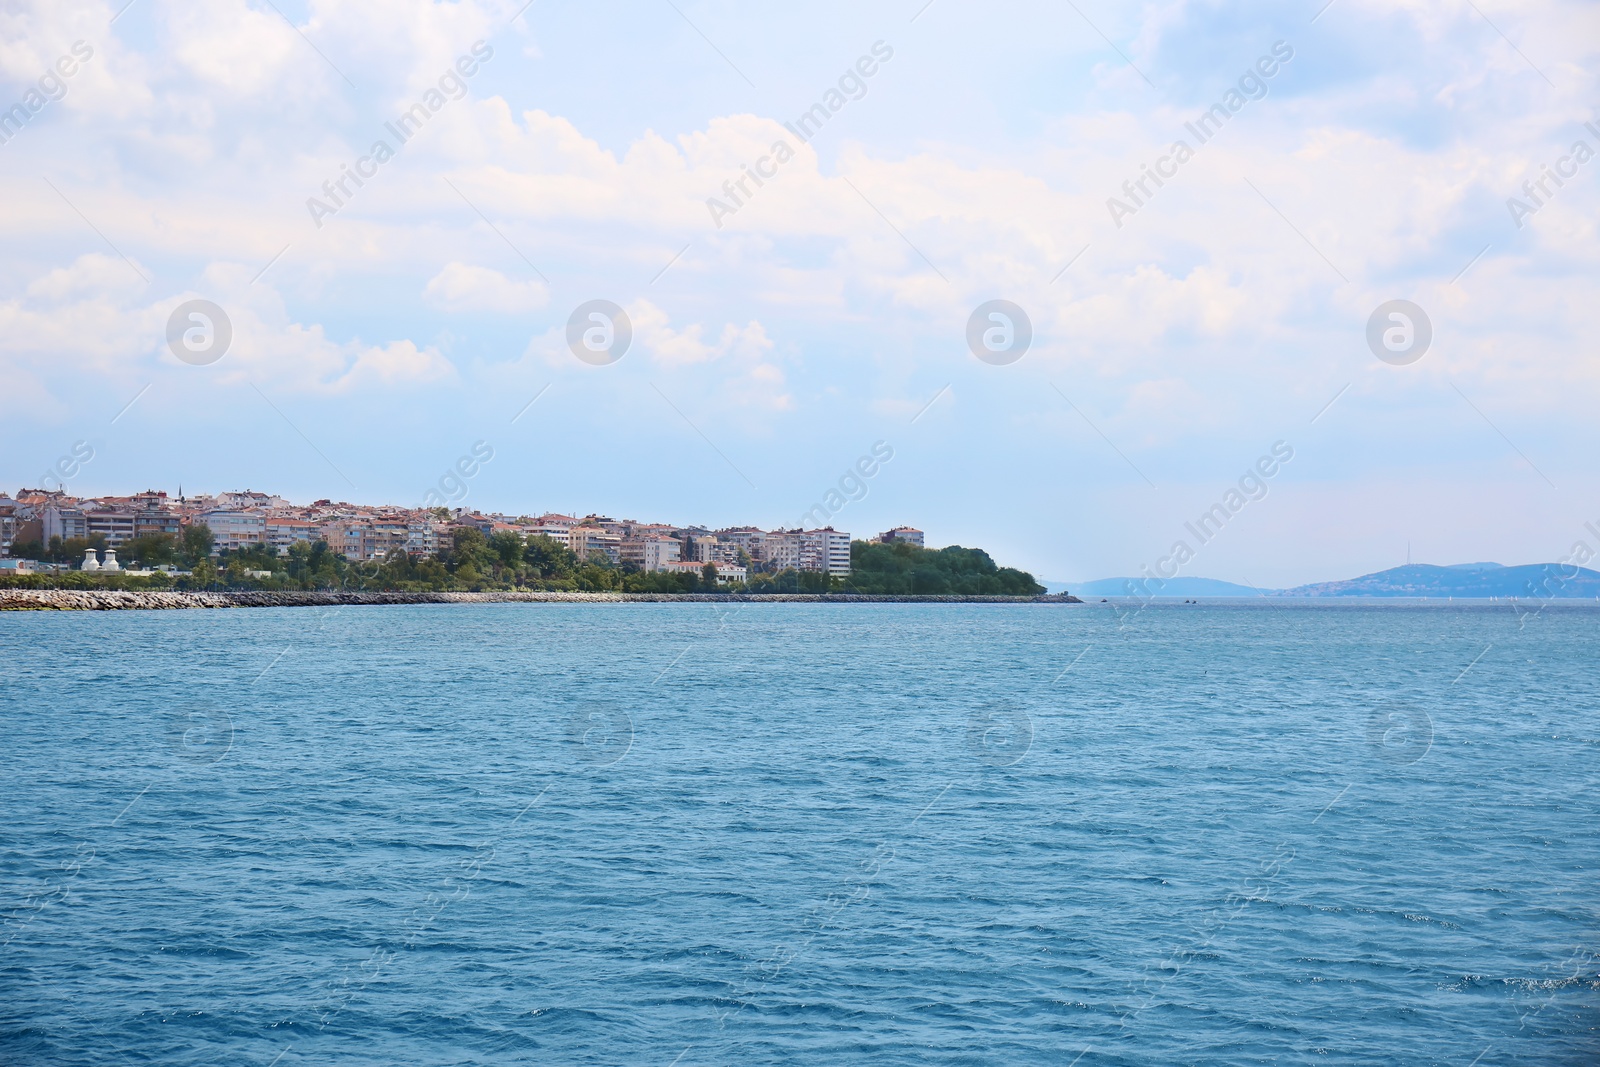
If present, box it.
[25,253,149,302]
[423,261,547,313]
[628,299,773,368]
[0,255,454,395]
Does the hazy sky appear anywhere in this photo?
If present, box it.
[2,0,1596,586]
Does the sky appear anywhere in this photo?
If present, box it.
[1,0,1596,588]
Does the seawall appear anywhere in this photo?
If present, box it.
[1,589,1082,611]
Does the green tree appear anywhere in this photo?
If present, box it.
[798,569,831,593]
[845,540,1044,595]
[447,527,499,574]
[190,557,219,588]
[9,538,44,561]
[523,534,578,579]
[489,530,525,570]
[124,532,177,567]
[181,523,215,566]
[56,535,108,567]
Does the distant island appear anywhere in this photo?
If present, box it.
[1074,576,1268,598]
[1280,562,1600,599]
[1076,562,1600,600]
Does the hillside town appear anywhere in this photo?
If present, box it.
[0,486,928,582]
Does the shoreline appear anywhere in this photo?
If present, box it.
[0,589,1083,611]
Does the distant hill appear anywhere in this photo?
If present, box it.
[1283,563,1600,599]
[1068,563,1600,599]
[1073,576,1268,597]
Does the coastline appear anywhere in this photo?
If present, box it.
[0,589,1083,611]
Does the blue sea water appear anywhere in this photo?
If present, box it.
[2,601,1597,1066]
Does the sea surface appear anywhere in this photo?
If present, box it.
[2,601,1597,1065]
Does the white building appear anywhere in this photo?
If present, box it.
[84,508,137,547]
[266,518,319,555]
[760,529,848,575]
[406,519,439,556]
[765,530,802,572]
[807,528,852,576]
[715,527,767,563]
[0,496,19,557]
[686,534,725,563]
[569,526,621,563]
[621,537,681,571]
[878,526,925,548]
[661,560,747,584]
[216,490,289,510]
[40,505,87,544]
[526,525,572,550]
[200,510,267,552]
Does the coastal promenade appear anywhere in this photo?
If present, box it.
[1,589,1081,611]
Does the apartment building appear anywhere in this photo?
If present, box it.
[620,537,681,572]
[764,530,801,572]
[83,506,140,548]
[133,509,182,539]
[39,504,88,544]
[715,527,767,563]
[216,490,287,509]
[201,510,267,552]
[660,559,747,584]
[536,513,578,530]
[319,522,375,561]
[525,525,572,549]
[0,496,18,556]
[406,519,439,556]
[455,513,496,536]
[266,518,320,555]
[131,490,170,510]
[370,515,412,558]
[810,528,852,576]
[878,526,925,547]
[582,515,629,539]
[569,525,621,563]
[768,528,851,576]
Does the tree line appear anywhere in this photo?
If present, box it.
[2,525,1045,596]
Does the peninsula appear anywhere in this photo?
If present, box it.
[0,486,1061,606]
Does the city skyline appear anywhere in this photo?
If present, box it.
[0,483,931,581]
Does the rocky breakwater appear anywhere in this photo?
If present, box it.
[1,589,236,610]
[2,589,1081,611]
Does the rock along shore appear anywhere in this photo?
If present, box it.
[1,589,1082,611]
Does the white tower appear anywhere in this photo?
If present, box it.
[101,549,121,573]
[81,548,100,572]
